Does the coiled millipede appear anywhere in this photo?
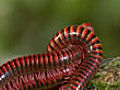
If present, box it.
[0,23,103,90]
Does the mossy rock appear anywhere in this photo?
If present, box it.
[86,57,120,90]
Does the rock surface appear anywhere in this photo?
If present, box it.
[86,57,120,90]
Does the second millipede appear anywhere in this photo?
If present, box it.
[0,23,103,90]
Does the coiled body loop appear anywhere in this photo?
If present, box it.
[0,23,103,90]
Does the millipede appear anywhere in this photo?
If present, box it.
[0,23,103,90]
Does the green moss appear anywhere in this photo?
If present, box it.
[113,61,120,66]
[116,81,120,87]
[93,72,101,79]
[96,81,107,88]
[118,72,120,75]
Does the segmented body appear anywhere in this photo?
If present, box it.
[0,23,103,90]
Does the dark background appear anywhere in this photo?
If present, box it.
[0,0,120,64]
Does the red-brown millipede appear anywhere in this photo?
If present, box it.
[0,23,103,90]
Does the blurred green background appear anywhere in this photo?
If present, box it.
[0,0,120,64]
